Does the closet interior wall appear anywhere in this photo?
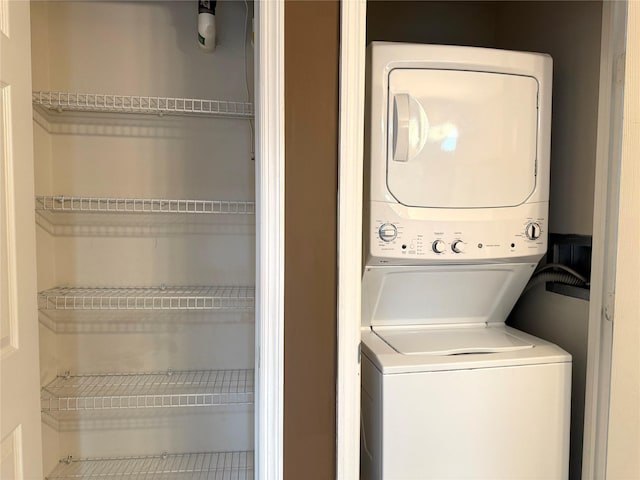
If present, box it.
[30,1,255,475]
[366,2,602,479]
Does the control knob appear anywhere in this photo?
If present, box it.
[378,223,398,242]
[451,240,465,253]
[525,222,542,240]
[432,240,446,254]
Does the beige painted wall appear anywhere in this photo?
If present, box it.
[605,2,640,478]
[284,2,339,479]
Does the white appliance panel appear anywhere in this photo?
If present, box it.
[386,69,538,209]
[368,200,547,264]
[361,325,572,375]
[361,355,571,480]
[362,264,535,327]
[361,44,567,480]
[374,324,533,355]
[364,43,553,266]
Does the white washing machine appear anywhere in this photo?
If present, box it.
[361,43,571,479]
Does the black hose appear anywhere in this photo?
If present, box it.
[523,271,587,294]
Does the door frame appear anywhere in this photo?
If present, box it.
[336,1,367,479]
[336,1,629,479]
[582,1,629,478]
[255,1,284,479]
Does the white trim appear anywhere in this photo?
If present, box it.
[336,1,367,479]
[606,2,640,474]
[1,84,20,358]
[582,2,628,479]
[0,0,9,38]
[255,1,284,479]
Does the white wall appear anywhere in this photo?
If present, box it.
[605,2,640,478]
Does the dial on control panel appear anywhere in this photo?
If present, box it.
[378,223,398,242]
[432,240,446,254]
[451,240,465,253]
[525,222,542,240]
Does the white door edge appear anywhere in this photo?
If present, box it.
[582,1,628,479]
[255,1,284,479]
[336,1,367,479]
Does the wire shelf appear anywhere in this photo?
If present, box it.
[36,196,255,215]
[33,91,254,118]
[46,450,253,479]
[38,310,256,334]
[38,286,255,311]
[42,370,254,414]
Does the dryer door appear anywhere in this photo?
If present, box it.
[386,68,538,208]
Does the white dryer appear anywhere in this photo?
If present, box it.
[361,43,571,479]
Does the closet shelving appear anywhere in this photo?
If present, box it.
[41,369,254,416]
[35,196,256,237]
[33,47,255,470]
[33,91,254,118]
[35,196,256,235]
[38,286,255,311]
[36,196,256,216]
[45,451,254,480]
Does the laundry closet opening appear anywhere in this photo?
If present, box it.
[365,2,602,479]
[30,1,258,477]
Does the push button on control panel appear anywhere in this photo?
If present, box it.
[378,223,398,242]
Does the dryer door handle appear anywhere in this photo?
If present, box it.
[392,93,410,162]
[392,93,428,163]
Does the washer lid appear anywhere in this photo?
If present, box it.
[362,264,536,328]
[386,68,539,208]
[374,325,534,356]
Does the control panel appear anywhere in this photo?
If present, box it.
[367,201,548,264]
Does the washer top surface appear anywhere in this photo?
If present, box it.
[376,325,533,356]
[362,324,571,374]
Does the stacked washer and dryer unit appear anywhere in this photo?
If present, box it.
[361,43,571,479]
